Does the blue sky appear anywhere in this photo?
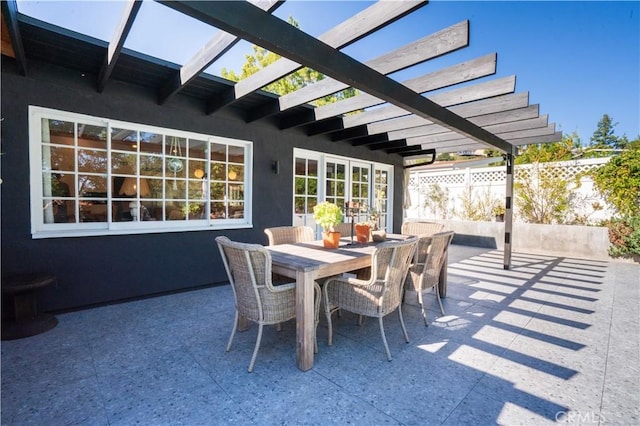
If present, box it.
[16,1,640,143]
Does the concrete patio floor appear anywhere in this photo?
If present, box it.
[2,245,638,425]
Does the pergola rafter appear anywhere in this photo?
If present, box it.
[245,20,470,122]
[157,0,283,104]
[204,0,427,115]
[0,0,26,75]
[97,0,142,93]
[313,75,518,134]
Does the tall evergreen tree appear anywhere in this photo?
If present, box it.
[588,114,621,155]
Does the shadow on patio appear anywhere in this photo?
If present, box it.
[2,245,638,425]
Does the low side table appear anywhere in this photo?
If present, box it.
[1,274,58,340]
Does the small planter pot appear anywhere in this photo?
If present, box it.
[323,231,341,248]
[355,224,371,243]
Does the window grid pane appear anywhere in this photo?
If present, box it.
[34,108,251,234]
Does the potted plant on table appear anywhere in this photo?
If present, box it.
[313,201,344,248]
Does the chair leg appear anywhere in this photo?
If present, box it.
[314,282,321,354]
[248,323,263,373]
[378,316,392,361]
[397,305,410,343]
[323,285,333,346]
[435,284,445,315]
[418,290,428,327]
[226,311,239,351]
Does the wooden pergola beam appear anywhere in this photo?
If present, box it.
[340,75,516,129]
[203,0,427,114]
[367,92,530,135]
[157,0,283,104]
[292,59,509,133]
[314,53,497,121]
[1,0,26,75]
[246,20,470,122]
[388,105,540,140]
[510,131,563,146]
[159,0,512,151]
[412,123,558,151]
[404,117,551,147]
[331,94,532,143]
[97,0,142,93]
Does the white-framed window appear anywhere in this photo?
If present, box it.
[293,148,393,231]
[29,106,253,238]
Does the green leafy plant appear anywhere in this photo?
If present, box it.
[423,183,450,219]
[515,162,572,224]
[601,216,640,258]
[492,204,506,217]
[589,141,640,218]
[458,185,500,221]
[313,201,344,231]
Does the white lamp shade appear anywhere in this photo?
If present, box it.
[119,177,151,197]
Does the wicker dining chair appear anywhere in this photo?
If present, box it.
[404,230,454,326]
[264,225,315,246]
[322,236,418,361]
[264,225,316,285]
[216,236,321,372]
[401,221,445,237]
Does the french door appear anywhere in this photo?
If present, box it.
[292,149,393,232]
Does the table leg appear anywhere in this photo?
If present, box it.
[296,270,315,371]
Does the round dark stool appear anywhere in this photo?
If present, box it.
[1,274,58,340]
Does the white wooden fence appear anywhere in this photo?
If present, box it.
[405,157,613,224]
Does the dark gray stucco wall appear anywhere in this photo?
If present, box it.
[1,58,405,312]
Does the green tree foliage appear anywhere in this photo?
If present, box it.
[590,139,640,218]
[436,152,453,161]
[221,17,357,106]
[515,133,579,165]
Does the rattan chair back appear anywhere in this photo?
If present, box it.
[264,225,315,246]
[401,221,444,237]
[404,230,454,325]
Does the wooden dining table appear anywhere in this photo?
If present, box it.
[267,235,409,371]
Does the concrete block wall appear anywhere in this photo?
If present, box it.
[435,220,611,260]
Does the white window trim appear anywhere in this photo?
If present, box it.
[29,106,253,239]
